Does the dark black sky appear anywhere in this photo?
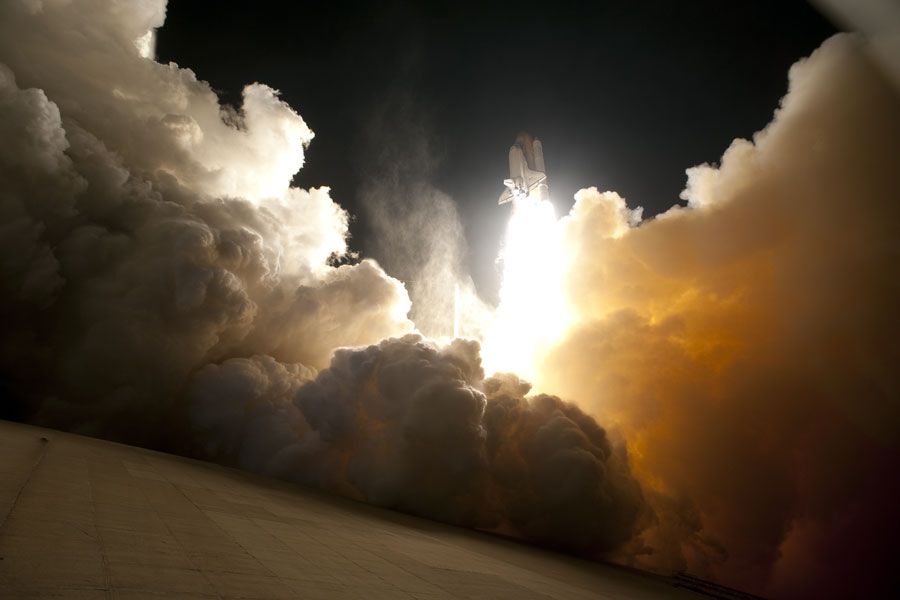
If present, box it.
[157,0,837,298]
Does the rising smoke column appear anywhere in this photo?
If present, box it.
[357,91,491,340]
[537,35,900,598]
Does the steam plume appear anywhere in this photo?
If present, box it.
[0,0,413,440]
[538,35,900,598]
[358,92,490,339]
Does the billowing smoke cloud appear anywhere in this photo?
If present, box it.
[536,35,900,598]
[480,372,647,554]
[0,0,413,441]
[0,0,646,570]
[190,334,646,553]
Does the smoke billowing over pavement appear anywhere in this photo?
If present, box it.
[189,332,647,555]
[288,335,645,553]
[0,0,645,570]
[1,2,898,599]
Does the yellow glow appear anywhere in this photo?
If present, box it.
[481,194,571,381]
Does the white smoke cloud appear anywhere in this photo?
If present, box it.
[0,0,311,204]
[0,0,413,440]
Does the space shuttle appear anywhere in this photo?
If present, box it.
[498,132,549,204]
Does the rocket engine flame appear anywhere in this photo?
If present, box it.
[481,193,571,381]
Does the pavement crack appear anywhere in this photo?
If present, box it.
[0,433,51,534]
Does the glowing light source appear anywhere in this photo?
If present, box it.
[480,194,571,381]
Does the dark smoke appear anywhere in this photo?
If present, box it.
[0,0,647,565]
[193,334,648,553]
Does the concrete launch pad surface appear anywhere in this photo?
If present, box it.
[0,420,703,599]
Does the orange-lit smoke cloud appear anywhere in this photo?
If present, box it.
[536,35,900,598]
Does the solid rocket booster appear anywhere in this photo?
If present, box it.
[499,132,549,204]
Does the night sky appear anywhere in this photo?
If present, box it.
[156,0,838,297]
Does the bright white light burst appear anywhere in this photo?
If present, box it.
[481,194,571,381]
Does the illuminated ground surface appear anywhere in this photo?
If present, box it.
[0,420,704,599]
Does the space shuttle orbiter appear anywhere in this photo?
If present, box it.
[498,132,549,204]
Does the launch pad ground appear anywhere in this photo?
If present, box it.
[0,420,704,599]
